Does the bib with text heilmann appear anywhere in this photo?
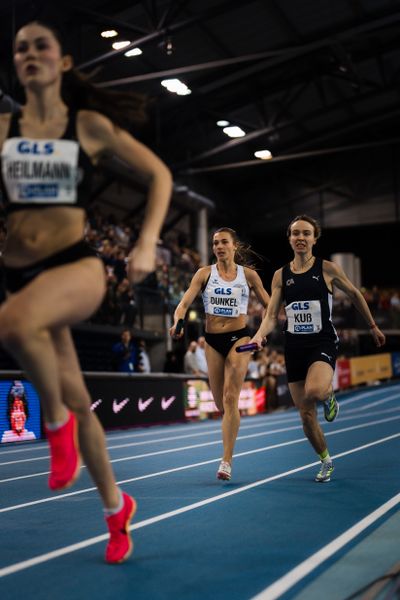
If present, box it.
[2,138,79,204]
[285,300,322,333]
[207,285,243,317]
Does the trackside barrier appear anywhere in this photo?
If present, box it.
[0,353,398,443]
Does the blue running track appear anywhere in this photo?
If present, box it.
[0,382,399,600]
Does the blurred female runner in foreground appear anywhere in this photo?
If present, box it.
[0,20,172,563]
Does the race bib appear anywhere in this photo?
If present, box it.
[285,300,322,334]
[2,138,79,204]
[206,286,243,317]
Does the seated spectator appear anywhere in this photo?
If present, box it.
[195,336,208,376]
[111,329,138,372]
[114,278,137,327]
[138,339,151,373]
[184,341,201,375]
[247,351,265,379]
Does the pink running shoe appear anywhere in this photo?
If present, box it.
[105,493,137,564]
[45,411,81,491]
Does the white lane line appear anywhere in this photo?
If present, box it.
[1,400,399,469]
[0,416,299,465]
[344,393,400,412]
[1,412,399,484]
[0,432,398,578]
[0,413,292,458]
[1,384,397,458]
[0,414,399,511]
[251,492,400,600]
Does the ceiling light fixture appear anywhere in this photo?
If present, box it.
[223,126,246,138]
[254,149,273,160]
[161,78,192,96]
[124,47,143,57]
[216,120,230,127]
[101,30,118,38]
[112,41,131,50]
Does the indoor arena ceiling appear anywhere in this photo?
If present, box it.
[1,0,400,235]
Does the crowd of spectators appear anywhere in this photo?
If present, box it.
[111,328,152,373]
[82,208,202,327]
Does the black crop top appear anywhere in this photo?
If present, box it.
[281,257,338,347]
[0,110,94,213]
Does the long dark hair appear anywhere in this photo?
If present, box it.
[16,21,147,128]
[213,227,262,269]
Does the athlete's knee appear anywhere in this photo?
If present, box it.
[223,390,239,412]
[304,384,326,404]
[299,406,317,429]
[0,309,40,350]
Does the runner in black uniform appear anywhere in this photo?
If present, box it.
[0,20,172,562]
[250,215,385,482]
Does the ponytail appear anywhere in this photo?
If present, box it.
[62,69,148,128]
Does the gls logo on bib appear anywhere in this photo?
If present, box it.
[17,141,54,155]
[291,302,310,310]
[214,287,232,295]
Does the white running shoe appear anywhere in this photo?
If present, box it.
[217,461,232,481]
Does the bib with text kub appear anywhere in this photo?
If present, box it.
[285,300,322,333]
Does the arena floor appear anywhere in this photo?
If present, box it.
[0,382,399,600]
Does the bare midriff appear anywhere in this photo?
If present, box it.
[205,313,247,334]
[3,206,86,267]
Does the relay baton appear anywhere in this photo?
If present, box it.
[174,319,185,337]
[235,341,265,353]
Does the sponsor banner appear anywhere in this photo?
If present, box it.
[392,352,400,377]
[183,379,265,420]
[0,378,42,443]
[336,358,351,389]
[86,377,185,428]
[350,353,393,386]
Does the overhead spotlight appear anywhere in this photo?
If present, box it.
[112,40,131,50]
[216,120,230,127]
[101,30,118,38]
[124,47,143,57]
[165,36,173,56]
[223,125,246,138]
[161,78,192,96]
[254,150,273,160]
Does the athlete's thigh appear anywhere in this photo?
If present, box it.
[205,342,225,401]
[306,361,334,396]
[224,338,251,394]
[3,258,106,329]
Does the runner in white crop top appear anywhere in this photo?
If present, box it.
[170,227,270,482]
[202,263,249,318]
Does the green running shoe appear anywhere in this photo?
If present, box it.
[315,461,334,483]
[323,391,339,422]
